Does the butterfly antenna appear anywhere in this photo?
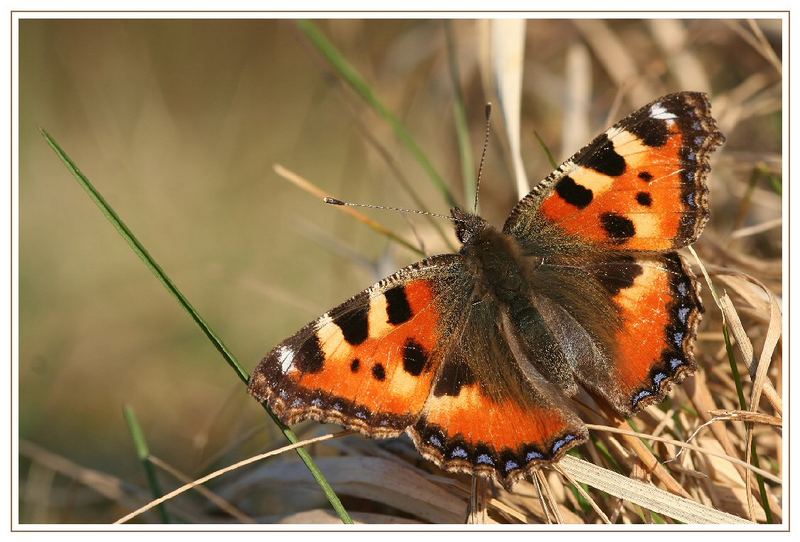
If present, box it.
[473,103,493,214]
[324,197,466,223]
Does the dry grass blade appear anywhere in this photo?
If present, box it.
[743,278,782,523]
[675,410,782,465]
[278,509,418,524]
[20,440,134,507]
[273,163,423,256]
[552,463,611,524]
[487,498,527,523]
[744,279,782,418]
[746,19,783,74]
[466,475,488,524]
[669,410,783,484]
[719,293,755,370]
[19,440,196,523]
[573,20,656,106]
[114,431,350,524]
[648,19,711,92]
[723,20,782,75]
[730,217,782,239]
[714,273,782,414]
[535,469,563,523]
[562,43,591,156]
[530,471,553,524]
[221,456,468,523]
[707,409,782,427]
[147,455,254,524]
[479,19,529,198]
[596,418,691,499]
[558,456,752,524]
[586,424,780,484]
[492,480,585,523]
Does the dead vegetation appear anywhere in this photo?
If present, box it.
[19,18,782,525]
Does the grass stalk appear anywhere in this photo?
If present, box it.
[722,324,773,523]
[534,130,559,169]
[123,406,170,524]
[444,21,475,210]
[41,129,353,525]
[296,20,457,210]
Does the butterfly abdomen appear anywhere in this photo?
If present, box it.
[459,224,580,395]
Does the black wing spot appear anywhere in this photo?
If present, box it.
[433,357,475,397]
[372,363,386,381]
[592,256,643,295]
[636,191,653,207]
[555,176,593,209]
[600,212,636,244]
[385,285,412,325]
[330,303,369,345]
[583,135,626,176]
[403,338,428,376]
[627,116,669,147]
[350,358,360,372]
[638,171,654,182]
[296,335,325,373]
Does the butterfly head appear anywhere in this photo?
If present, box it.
[451,207,487,246]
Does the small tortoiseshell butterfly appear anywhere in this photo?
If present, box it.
[249,91,725,487]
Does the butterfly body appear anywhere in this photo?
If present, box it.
[249,92,724,486]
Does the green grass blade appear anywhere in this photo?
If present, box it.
[42,129,353,525]
[297,20,457,210]
[722,324,773,523]
[123,405,171,524]
[767,175,782,196]
[444,22,475,210]
[40,130,248,385]
[534,130,558,169]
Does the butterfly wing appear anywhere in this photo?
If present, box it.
[250,253,588,486]
[503,92,724,252]
[500,91,720,416]
[594,253,703,414]
[248,255,473,437]
[410,287,586,487]
[529,252,703,416]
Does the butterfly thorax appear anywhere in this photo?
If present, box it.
[451,207,534,307]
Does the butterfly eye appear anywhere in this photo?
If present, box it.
[455,221,473,245]
[451,208,486,245]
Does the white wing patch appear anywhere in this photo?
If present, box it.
[278,345,296,374]
[650,103,677,120]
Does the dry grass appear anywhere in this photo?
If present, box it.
[19,18,782,525]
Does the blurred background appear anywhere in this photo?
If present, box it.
[19,19,782,523]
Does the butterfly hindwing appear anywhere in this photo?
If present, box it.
[525,250,704,417]
[248,255,471,437]
[587,252,703,415]
[409,290,586,487]
[504,92,724,251]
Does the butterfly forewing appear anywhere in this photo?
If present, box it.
[504,92,724,252]
[248,255,471,437]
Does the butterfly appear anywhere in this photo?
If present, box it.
[248,91,725,488]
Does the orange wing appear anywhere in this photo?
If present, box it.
[250,254,588,487]
[504,92,724,251]
[248,255,470,438]
[571,253,704,415]
[409,294,586,488]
